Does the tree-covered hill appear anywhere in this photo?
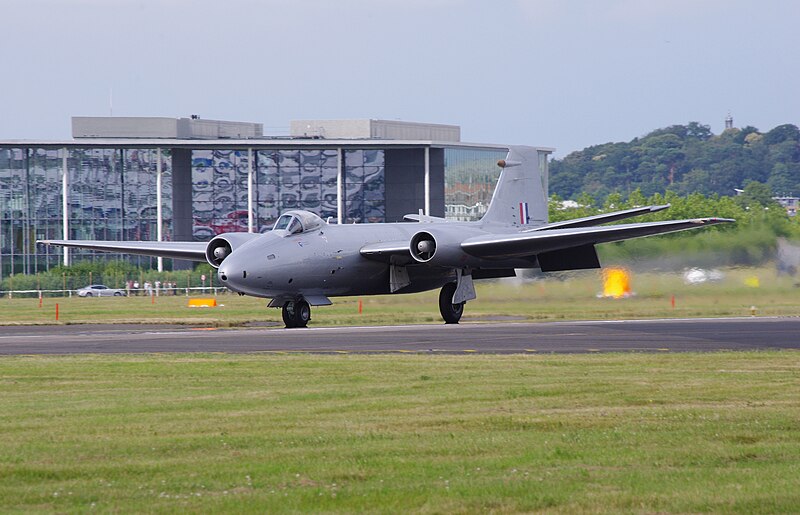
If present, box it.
[550,122,800,200]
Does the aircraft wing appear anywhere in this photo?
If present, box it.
[38,240,208,261]
[358,240,413,265]
[461,218,734,259]
[528,204,670,231]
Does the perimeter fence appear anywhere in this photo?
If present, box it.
[3,286,229,299]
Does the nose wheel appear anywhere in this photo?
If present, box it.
[282,299,311,328]
[439,282,465,324]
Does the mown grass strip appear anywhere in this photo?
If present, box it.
[0,352,798,512]
[1,267,793,327]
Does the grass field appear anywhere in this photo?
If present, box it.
[1,267,798,326]
[2,266,799,512]
[1,352,798,513]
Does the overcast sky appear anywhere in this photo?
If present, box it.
[2,0,798,157]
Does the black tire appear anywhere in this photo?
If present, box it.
[85,292,93,297]
[439,282,464,324]
[281,302,295,328]
[114,291,123,296]
[282,300,311,328]
[295,300,311,327]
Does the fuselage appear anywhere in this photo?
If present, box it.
[217,220,534,299]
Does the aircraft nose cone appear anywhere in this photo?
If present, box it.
[216,250,254,294]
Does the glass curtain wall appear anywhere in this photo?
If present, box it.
[344,149,384,223]
[0,147,172,278]
[258,148,386,226]
[255,149,339,231]
[1,148,67,277]
[187,148,386,241]
[68,148,172,267]
[27,149,63,273]
[444,148,508,221]
[1,145,394,275]
[124,148,173,243]
[0,148,63,277]
[0,148,18,279]
[191,149,250,240]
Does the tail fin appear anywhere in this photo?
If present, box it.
[480,145,548,227]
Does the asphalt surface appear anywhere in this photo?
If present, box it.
[0,317,799,355]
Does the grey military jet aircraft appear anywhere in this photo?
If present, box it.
[40,146,732,328]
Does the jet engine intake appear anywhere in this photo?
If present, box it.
[409,229,482,267]
[205,233,260,268]
[410,231,437,263]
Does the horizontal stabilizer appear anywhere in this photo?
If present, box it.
[403,212,449,223]
[528,205,670,232]
[462,218,734,260]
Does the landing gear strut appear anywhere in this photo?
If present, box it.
[282,299,311,328]
[439,282,465,324]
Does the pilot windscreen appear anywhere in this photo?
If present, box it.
[287,218,303,234]
[273,215,292,231]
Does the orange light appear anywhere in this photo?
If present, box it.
[602,268,631,299]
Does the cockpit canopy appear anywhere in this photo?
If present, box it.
[272,210,325,235]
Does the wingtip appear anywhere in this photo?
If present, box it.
[694,217,736,224]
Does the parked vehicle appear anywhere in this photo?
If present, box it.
[76,284,126,297]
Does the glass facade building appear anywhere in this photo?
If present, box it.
[0,147,172,276]
[1,138,548,280]
[189,148,385,241]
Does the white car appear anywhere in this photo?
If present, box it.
[76,284,127,297]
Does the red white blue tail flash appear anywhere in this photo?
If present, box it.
[519,202,530,224]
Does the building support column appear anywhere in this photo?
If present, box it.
[337,148,343,224]
[170,148,193,270]
[156,148,163,272]
[61,147,69,267]
[424,146,431,215]
[247,148,254,232]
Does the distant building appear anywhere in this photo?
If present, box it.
[734,188,798,216]
[0,116,553,278]
[774,196,799,217]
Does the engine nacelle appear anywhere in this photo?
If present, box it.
[410,229,479,267]
[205,232,261,268]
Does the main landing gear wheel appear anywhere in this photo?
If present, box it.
[439,282,465,324]
[282,299,311,328]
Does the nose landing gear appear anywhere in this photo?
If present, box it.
[282,299,311,328]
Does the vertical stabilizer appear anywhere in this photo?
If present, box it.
[480,145,548,227]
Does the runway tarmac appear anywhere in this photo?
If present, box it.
[0,317,799,355]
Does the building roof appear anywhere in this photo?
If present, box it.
[0,116,554,153]
[0,137,552,153]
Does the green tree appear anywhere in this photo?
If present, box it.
[763,124,800,145]
[549,121,800,201]
[767,163,796,196]
[737,180,775,208]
